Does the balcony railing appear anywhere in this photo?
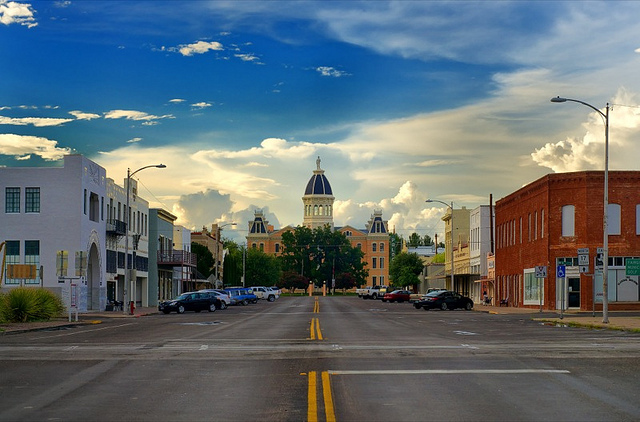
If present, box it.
[157,250,197,267]
[106,219,127,236]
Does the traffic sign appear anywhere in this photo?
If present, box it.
[577,248,589,255]
[579,265,589,273]
[535,266,547,278]
[578,254,589,266]
[626,258,640,276]
[557,265,566,278]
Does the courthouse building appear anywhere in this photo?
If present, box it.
[246,157,390,287]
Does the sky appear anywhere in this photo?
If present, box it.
[2,1,640,245]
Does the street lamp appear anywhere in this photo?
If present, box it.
[551,96,609,324]
[124,163,166,315]
[214,222,236,284]
[426,199,455,291]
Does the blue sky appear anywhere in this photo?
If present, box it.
[2,1,640,244]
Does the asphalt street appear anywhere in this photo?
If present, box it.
[1,296,639,421]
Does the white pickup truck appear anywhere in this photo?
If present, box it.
[250,286,280,302]
[360,285,390,300]
[356,286,371,298]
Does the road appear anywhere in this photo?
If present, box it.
[1,296,639,421]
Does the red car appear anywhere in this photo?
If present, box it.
[382,290,412,303]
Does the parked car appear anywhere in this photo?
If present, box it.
[268,286,282,296]
[382,290,412,303]
[224,287,258,305]
[250,286,280,302]
[158,291,221,314]
[356,286,371,298]
[413,290,474,311]
[198,289,231,309]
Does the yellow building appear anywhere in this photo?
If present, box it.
[246,157,389,286]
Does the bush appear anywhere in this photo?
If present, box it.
[0,288,65,323]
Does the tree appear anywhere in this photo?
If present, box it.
[191,242,214,278]
[279,225,368,292]
[334,272,357,292]
[422,234,433,246]
[245,248,281,287]
[280,270,308,294]
[389,252,424,290]
[407,232,422,247]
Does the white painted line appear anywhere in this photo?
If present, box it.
[327,369,570,375]
[30,322,137,339]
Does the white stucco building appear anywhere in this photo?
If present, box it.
[1,155,107,311]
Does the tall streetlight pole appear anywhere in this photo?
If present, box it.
[551,96,609,324]
[214,222,236,285]
[124,164,166,315]
[426,199,455,291]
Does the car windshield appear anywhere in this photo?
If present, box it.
[425,291,445,298]
[390,290,402,294]
[174,294,190,301]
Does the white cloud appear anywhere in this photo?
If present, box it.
[0,0,37,28]
[69,110,100,120]
[0,134,72,160]
[315,66,349,77]
[127,137,142,143]
[178,40,223,56]
[234,53,260,63]
[104,109,174,122]
[191,102,212,109]
[169,98,186,103]
[0,115,73,127]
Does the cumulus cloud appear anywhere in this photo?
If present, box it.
[169,98,186,103]
[0,133,72,160]
[104,109,174,122]
[0,0,37,28]
[172,189,234,231]
[178,40,223,56]
[0,115,73,127]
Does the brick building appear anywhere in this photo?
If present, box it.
[495,171,640,311]
[246,157,389,286]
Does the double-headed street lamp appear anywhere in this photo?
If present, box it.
[426,199,455,291]
[124,163,166,315]
[551,96,609,324]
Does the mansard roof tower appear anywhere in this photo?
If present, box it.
[302,156,335,230]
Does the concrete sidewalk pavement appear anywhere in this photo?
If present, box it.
[477,304,640,331]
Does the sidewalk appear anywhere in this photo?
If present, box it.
[477,304,640,332]
[0,306,159,335]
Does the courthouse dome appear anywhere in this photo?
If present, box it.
[304,156,333,196]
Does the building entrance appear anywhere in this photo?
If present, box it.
[568,277,580,308]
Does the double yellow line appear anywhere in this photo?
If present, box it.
[310,298,322,340]
[307,371,336,422]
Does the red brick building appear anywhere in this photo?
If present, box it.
[495,171,640,311]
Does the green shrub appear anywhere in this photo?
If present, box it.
[0,288,65,323]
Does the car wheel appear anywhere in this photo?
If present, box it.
[423,306,430,311]
[220,302,227,310]
[162,310,170,314]
[441,302,448,311]
[413,303,421,309]
[382,299,387,302]
[177,305,185,314]
[465,302,473,311]
[372,294,377,300]
[268,295,275,302]
[242,299,249,306]
[209,303,217,312]
[252,299,258,304]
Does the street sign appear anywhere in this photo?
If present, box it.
[557,265,566,278]
[577,248,589,255]
[535,266,547,278]
[579,265,589,273]
[578,254,589,266]
[626,258,640,276]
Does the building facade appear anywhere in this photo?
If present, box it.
[246,157,389,287]
[1,155,108,311]
[495,171,640,311]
